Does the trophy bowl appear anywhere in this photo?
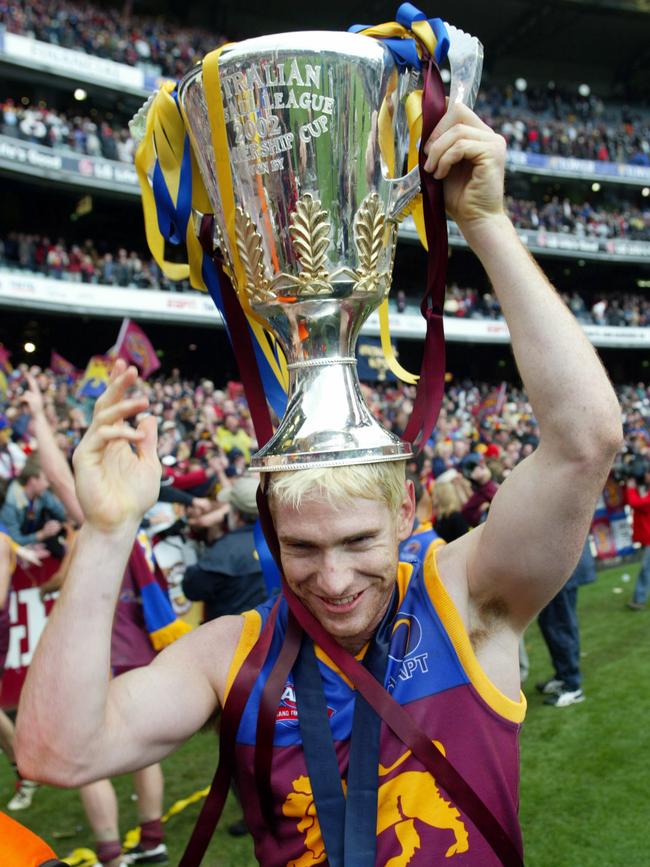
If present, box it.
[178,31,427,470]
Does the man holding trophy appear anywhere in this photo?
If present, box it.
[16,8,621,867]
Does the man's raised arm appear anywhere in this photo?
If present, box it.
[15,362,231,786]
[424,105,623,627]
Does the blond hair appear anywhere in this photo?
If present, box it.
[432,477,471,518]
[267,461,407,514]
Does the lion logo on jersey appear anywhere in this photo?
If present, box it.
[282,741,469,866]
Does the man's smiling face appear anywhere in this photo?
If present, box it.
[273,486,414,654]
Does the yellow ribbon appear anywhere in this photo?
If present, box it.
[134,82,192,282]
[199,46,288,390]
[378,299,419,384]
[134,55,288,393]
[357,19,441,383]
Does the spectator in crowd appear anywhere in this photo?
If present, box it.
[182,476,267,622]
[431,469,472,542]
[536,538,596,707]
[624,462,650,610]
[0,456,66,551]
[0,517,45,811]
[215,414,253,464]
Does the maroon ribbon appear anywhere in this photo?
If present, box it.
[402,57,448,451]
[177,597,281,867]
[254,610,302,829]
[198,214,275,448]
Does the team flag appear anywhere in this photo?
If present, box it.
[0,344,12,374]
[50,350,80,381]
[0,344,12,402]
[474,381,507,424]
[77,355,112,398]
[115,318,161,378]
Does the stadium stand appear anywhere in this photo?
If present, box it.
[0,0,648,379]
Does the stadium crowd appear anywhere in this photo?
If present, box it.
[0,360,647,499]
[0,0,226,79]
[441,284,650,328]
[1,98,135,163]
[0,233,189,292]
[505,196,650,242]
[478,84,650,166]
[1,0,649,168]
[2,232,648,328]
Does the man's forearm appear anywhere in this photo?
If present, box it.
[16,521,137,783]
[462,214,621,460]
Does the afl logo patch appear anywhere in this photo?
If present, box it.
[389,612,423,662]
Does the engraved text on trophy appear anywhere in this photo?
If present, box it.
[220,60,336,175]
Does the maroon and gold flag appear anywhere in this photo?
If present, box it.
[50,350,80,381]
[115,319,161,379]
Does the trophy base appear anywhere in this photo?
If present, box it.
[249,357,413,472]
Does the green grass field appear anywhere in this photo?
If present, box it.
[2,562,649,866]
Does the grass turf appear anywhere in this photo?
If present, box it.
[1,562,648,866]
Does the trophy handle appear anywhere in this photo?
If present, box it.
[445,23,484,110]
[385,166,421,223]
[385,26,483,222]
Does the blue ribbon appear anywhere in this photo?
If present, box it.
[254,519,282,595]
[349,3,449,68]
[201,254,288,421]
[152,90,193,247]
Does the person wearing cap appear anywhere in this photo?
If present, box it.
[182,476,267,622]
[16,100,623,865]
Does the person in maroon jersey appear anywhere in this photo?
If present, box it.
[15,103,622,865]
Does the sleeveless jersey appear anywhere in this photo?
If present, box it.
[226,547,526,866]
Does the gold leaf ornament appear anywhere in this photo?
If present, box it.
[354,192,392,295]
[355,192,386,275]
[289,193,331,281]
[234,207,273,304]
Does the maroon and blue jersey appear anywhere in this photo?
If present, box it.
[225,548,526,866]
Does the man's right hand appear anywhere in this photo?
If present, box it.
[72,360,161,532]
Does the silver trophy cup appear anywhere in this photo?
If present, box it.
[177,29,480,470]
